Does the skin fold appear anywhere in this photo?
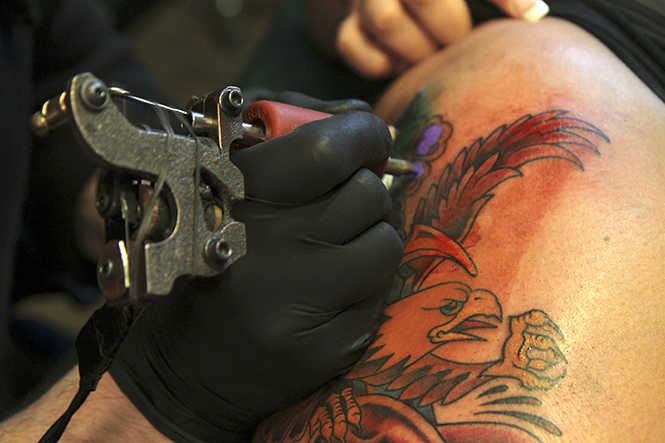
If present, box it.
[253,17,665,443]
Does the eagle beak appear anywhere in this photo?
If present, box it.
[427,289,503,343]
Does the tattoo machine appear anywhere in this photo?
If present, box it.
[28,72,416,442]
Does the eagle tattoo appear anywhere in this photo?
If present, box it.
[255,90,609,443]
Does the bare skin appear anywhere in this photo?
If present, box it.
[0,371,167,442]
[253,17,665,443]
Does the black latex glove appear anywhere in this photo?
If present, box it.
[109,95,403,443]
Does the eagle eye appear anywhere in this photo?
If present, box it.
[439,300,464,316]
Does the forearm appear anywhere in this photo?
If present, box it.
[0,370,168,443]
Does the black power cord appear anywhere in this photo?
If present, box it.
[39,304,141,443]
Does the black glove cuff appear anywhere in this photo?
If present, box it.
[109,355,255,443]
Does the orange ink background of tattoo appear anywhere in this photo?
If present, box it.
[378,100,606,364]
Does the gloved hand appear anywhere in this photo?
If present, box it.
[109,94,404,443]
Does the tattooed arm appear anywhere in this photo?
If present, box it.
[254,16,665,443]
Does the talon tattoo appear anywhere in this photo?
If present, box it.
[309,387,361,442]
[255,88,609,443]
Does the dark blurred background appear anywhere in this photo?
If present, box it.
[103,0,388,106]
[106,0,290,105]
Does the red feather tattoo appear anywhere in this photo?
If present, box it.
[402,110,607,290]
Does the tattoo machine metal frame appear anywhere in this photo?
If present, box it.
[30,72,248,442]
